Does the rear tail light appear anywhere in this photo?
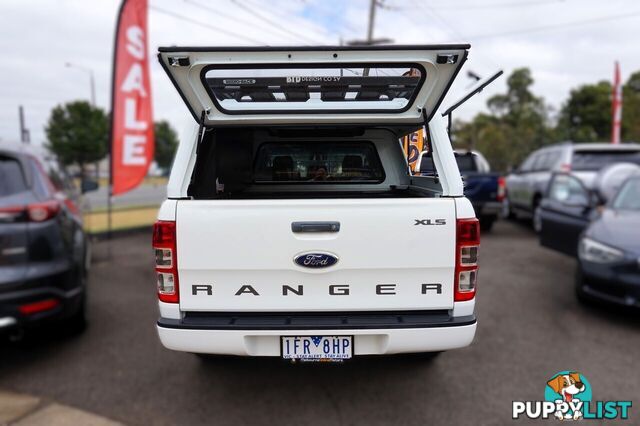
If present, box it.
[28,200,61,222]
[455,218,480,301]
[19,298,60,315]
[0,200,60,223]
[560,163,571,172]
[496,176,506,202]
[153,221,179,303]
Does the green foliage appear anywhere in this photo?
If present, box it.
[45,101,108,170]
[555,71,640,143]
[623,71,640,143]
[453,68,552,171]
[556,81,611,142]
[453,67,640,172]
[154,120,179,170]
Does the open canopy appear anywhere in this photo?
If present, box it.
[158,45,469,126]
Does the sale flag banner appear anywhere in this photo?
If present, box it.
[110,0,154,195]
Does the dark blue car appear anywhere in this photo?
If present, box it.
[0,148,91,338]
[539,172,640,307]
[416,149,504,231]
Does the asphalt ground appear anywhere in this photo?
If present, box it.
[1,220,639,425]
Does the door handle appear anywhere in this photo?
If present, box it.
[291,221,340,233]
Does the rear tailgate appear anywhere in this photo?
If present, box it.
[176,198,456,312]
[463,173,500,202]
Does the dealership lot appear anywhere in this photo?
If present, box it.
[1,221,639,426]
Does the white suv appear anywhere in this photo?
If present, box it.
[153,45,479,361]
[505,142,640,231]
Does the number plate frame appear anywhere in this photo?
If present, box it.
[281,335,353,361]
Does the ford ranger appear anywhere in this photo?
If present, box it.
[154,45,479,360]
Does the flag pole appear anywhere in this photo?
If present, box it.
[107,0,127,256]
[611,61,622,145]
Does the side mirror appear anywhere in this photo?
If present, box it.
[81,178,99,194]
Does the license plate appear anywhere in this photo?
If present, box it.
[281,336,352,361]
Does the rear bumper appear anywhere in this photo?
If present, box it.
[156,312,477,356]
[0,285,83,332]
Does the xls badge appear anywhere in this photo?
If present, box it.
[512,371,632,421]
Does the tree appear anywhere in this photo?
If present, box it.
[154,120,179,171]
[556,81,611,142]
[556,71,640,143]
[453,68,552,171]
[623,71,640,142]
[45,101,108,173]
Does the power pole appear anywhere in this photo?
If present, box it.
[346,0,393,76]
[362,0,377,76]
[19,106,30,144]
[367,0,376,44]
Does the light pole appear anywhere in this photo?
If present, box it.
[65,62,99,181]
[65,62,96,106]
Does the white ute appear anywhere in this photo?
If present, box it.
[154,45,479,360]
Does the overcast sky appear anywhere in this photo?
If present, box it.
[1,0,639,147]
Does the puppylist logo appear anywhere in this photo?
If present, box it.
[512,371,632,421]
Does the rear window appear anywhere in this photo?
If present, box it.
[253,142,384,183]
[0,156,27,197]
[455,154,477,172]
[572,150,640,171]
[203,65,423,114]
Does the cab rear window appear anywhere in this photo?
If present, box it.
[455,154,477,172]
[253,142,384,183]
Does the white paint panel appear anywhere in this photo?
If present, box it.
[157,323,476,356]
[176,198,457,311]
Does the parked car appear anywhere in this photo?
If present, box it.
[418,150,504,231]
[504,142,640,231]
[0,147,92,338]
[538,168,640,307]
[154,44,480,360]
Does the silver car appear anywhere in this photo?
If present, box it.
[504,142,640,231]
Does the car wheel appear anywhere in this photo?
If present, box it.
[480,217,495,232]
[533,203,543,233]
[502,197,515,220]
[63,267,87,335]
[65,299,87,333]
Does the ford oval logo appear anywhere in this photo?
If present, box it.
[294,252,338,268]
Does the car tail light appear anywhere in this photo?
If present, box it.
[0,200,60,223]
[496,176,506,202]
[19,298,60,315]
[153,221,179,303]
[28,200,61,222]
[560,163,571,172]
[455,218,480,302]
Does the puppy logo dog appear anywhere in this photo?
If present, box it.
[547,372,586,420]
